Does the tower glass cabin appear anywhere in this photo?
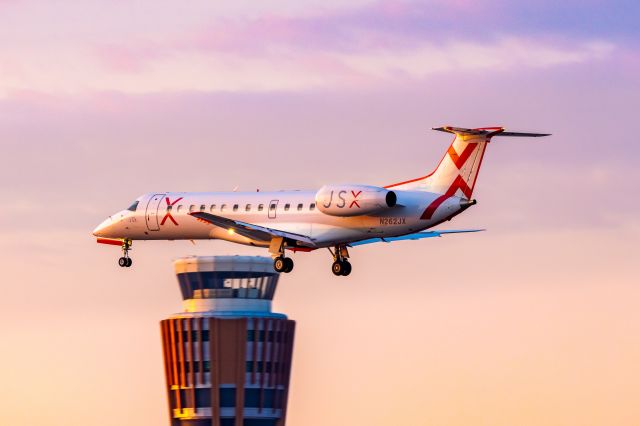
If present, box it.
[160,256,296,426]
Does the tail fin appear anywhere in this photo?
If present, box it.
[386,126,549,218]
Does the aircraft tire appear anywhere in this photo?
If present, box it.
[118,257,128,267]
[274,257,286,272]
[341,261,352,276]
[126,258,133,267]
[331,261,344,276]
[283,257,294,273]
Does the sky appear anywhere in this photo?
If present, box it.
[0,1,639,425]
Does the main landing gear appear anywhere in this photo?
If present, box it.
[118,239,133,268]
[270,237,294,273]
[329,245,352,276]
[273,256,294,273]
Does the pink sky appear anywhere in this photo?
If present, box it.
[0,1,639,425]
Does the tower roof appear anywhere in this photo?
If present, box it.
[174,255,276,275]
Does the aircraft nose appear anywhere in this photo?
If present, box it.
[92,217,113,237]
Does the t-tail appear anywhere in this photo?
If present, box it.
[386,126,550,219]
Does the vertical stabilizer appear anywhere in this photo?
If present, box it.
[386,126,549,220]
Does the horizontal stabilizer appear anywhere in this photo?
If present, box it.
[495,131,551,137]
[348,229,484,247]
[432,126,550,138]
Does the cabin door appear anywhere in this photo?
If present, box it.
[145,193,165,231]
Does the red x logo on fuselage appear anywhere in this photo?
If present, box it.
[349,190,362,208]
[161,197,182,226]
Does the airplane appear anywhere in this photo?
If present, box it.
[93,126,549,276]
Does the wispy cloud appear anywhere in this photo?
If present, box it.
[0,0,631,96]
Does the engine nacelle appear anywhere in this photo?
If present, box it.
[315,184,397,217]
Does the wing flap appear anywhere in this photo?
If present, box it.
[189,212,317,246]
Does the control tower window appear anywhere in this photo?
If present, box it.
[127,201,139,212]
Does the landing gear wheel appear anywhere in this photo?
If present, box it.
[118,257,128,267]
[274,257,286,273]
[332,260,344,276]
[125,257,133,267]
[341,260,352,276]
[283,257,294,273]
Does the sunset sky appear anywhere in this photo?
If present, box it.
[1,1,639,425]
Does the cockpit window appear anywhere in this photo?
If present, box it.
[127,201,139,212]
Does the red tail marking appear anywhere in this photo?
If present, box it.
[420,175,473,220]
[160,197,183,226]
[349,190,362,208]
[448,143,477,169]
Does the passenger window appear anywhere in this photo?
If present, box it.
[297,203,303,211]
[177,205,183,212]
[189,205,195,212]
[245,204,251,211]
[221,204,227,211]
[166,205,173,212]
[233,204,239,212]
[200,204,206,212]
[258,204,264,211]
[210,204,216,212]
[310,203,316,211]
[284,203,290,211]
[270,203,277,210]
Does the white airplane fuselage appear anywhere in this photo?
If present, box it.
[94,189,467,248]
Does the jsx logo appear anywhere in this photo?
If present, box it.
[323,190,362,209]
[161,197,183,226]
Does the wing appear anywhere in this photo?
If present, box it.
[189,212,317,247]
[348,229,484,247]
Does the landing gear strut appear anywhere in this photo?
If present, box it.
[329,245,352,276]
[118,239,133,268]
[270,237,294,273]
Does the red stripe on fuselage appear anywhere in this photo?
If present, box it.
[96,238,123,246]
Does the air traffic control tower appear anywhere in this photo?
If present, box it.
[160,256,296,426]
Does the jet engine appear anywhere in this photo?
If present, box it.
[315,184,397,217]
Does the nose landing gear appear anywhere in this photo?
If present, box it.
[118,239,133,268]
[329,245,352,276]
